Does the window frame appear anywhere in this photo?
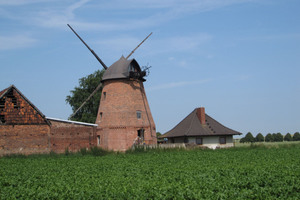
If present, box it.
[136,110,142,119]
[196,137,203,145]
[219,136,226,144]
[97,135,101,145]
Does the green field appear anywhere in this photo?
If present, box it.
[1,145,300,199]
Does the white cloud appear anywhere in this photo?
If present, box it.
[0,35,37,50]
[1,0,258,31]
[148,79,211,91]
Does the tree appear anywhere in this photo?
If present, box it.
[284,133,292,141]
[244,132,255,143]
[274,132,283,142]
[255,133,264,142]
[240,137,246,143]
[66,70,105,123]
[293,132,300,141]
[156,132,162,137]
[265,133,274,142]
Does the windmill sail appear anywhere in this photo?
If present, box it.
[67,24,108,70]
[126,32,152,59]
[68,25,153,120]
[69,82,103,119]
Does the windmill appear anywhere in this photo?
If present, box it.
[67,24,156,151]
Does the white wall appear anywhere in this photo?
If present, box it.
[202,136,233,149]
[167,135,234,149]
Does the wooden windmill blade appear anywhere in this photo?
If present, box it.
[67,24,153,120]
[126,32,153,60]
[69,82,103,120]
[67,24,108,70]
[67,24,108,119]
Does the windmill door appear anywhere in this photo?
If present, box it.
[137,129,145,144]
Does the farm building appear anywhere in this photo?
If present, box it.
[0,85,97,155]
[160,107,242,149]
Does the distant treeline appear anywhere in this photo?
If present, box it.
[240,132,300,143]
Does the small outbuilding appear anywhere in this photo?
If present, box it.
[0,85,97,155]
[160,107,242,149]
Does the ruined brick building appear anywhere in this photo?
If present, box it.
[0,85,97,155]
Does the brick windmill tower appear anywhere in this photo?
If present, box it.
[68,25,156,151]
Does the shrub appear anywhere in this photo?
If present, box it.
[274,133,283,142]
[244,132,255,143]
[293,132,300,141]
[89,146,108,156]
[240,137,246,143]
[255,133,264,142]
[80,148,87,155]
[284,133,292,141]
[265,133,274,142]
[64,148,70,156]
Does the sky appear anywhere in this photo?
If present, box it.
[0,0,299,137]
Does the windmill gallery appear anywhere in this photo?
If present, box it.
[0,25,240,155]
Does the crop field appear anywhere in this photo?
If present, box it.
[1,145,300,199]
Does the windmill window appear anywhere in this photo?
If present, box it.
[103,92,106,100]
[136,111,142,119]
[220,137,226,144]
[100,112,103,120]
[97,135,100,145]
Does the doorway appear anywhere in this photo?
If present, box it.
[137,129,144,144]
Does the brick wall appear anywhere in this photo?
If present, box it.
[96,79,157,151]
[49,120,97,153]
[0,125,50,155]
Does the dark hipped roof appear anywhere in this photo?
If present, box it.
[102,56,141,81]
[161,108,241,138]
[0,85,50,125]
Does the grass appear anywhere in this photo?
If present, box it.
[234,140,300,148]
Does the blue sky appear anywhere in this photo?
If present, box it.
[1,0,299,136]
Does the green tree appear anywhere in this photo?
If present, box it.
[293,132,300,141]
[244,132,255,143]
[265,133,274,142]
[156,132,162,137]
[255,133,264,142]
[284,133,293,141]
[274,132,283,142]
[66,70,105,123]
[240,137,246,143]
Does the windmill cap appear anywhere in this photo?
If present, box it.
[102,56,142,82]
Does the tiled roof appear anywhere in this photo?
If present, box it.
[0,85,50,125]
[161,108,242,138]
[0,86,10,98]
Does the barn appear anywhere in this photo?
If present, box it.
[0,85,97,155]
[160,107,242,149]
